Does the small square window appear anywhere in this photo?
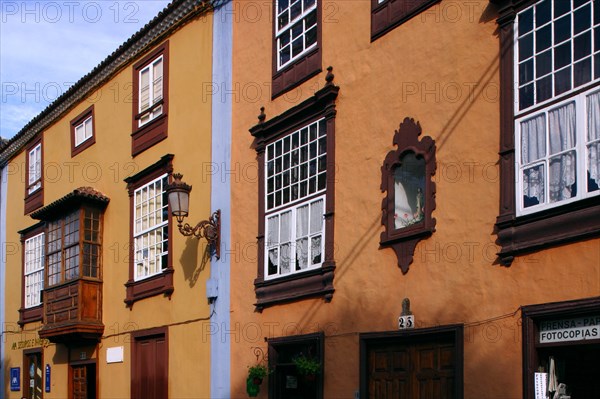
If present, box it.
[70,105,96,157]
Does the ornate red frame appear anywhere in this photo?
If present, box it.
[380,117,437,273]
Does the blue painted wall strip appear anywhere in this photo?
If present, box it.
[211,1,232,398]
[0,166,8,396]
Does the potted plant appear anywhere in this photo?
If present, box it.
[293,355,321,381]
[248,363,268,385]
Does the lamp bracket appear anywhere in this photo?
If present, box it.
[178,209,221,259]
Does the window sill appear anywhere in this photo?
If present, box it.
[371,0,440,41]
[18,305,43,327]
[272,48,321,99]
[495,197,600,265]
[254,264,335,311]
[131,113,168,157]
[124,268,174,308]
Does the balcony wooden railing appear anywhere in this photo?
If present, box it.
[39,278,103,343]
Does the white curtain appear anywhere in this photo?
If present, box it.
[587,92,600,189]
[521,115,546,203]
[280,212,291,274]
[548,102,576,202]
[394,178,413,228]
[310,200,323,265]
[267,216,279,271]
[296,205,309,270]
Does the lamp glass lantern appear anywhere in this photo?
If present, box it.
[166,173,192,225]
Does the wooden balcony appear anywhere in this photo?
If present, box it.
[39,279,103,343]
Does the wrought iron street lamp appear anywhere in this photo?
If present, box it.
[165,173,221,259]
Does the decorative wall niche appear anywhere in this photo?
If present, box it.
[380,117,436,273]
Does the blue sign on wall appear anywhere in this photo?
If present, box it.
[10,367,20,391]
[45,364,51,392]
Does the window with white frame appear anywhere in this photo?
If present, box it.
[515,0,600,215]
[133,174,169,281]
[24,233,44,308]
[265,119,327,279]
[28,143,42,195]
[74,115,93,147]
[138,55,163,127]
[276,0,318,71]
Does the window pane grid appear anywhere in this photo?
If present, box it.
[276,0,318,70]
[45,209,103,287]
[517,87,600,214]
[266,118,326,212]
[28,144,41,194]
[138,56,163,127]
[74,116,93,147]
[516,0,600,112]
[134,175,169,281]
[265,196,325,279]
[24,233,44,308]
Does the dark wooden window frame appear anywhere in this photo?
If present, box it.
[25,134,44,214]
[380,117,437,274]
[494,0,600,265]
[250,82,339,311]
[70,105,96,157]
[521,296,600,399]
[23,348,43,399]
[371,0,441,41]
[18,222,46,326]
[131,326,168,399]
[44,205,104,288]
[268,332,324,399]
[131,41,169,157]
[359,324,464,399]
[271,0,322,99]
[124,154,174,307]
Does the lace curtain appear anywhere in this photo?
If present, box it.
[521,114,546,204]
[548,102,576,202]
[296,205,309,270]
[521,102,577,205]
[588,92,600,189]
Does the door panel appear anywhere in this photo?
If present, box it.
[367,337,456,399]
[71,363,96,399]
[133,334,167,399]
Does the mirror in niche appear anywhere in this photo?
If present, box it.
[394,152,425,230]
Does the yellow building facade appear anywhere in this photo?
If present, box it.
[0,1,233,397]
[1,0,600,398]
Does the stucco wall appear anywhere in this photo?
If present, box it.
[230,1,600,398]
[3,13,214,399]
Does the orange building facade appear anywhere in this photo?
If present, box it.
[1,1,233,398]
[0,0,599,398]
[229,0,600,398]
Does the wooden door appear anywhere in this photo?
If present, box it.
[24,352,43,399]
[132,334,167,399]
[72,365,87,399]
[367,338,456,399]
[71,364,96,399]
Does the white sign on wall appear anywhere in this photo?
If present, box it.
[106,346,124,364]
[539,315,600,343]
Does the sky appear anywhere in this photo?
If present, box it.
[0,0,172,140]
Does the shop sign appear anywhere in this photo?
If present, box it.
[539,315,600,343]
[10,367,20,391]
[11,338,50,350]
[45,364,51,393]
